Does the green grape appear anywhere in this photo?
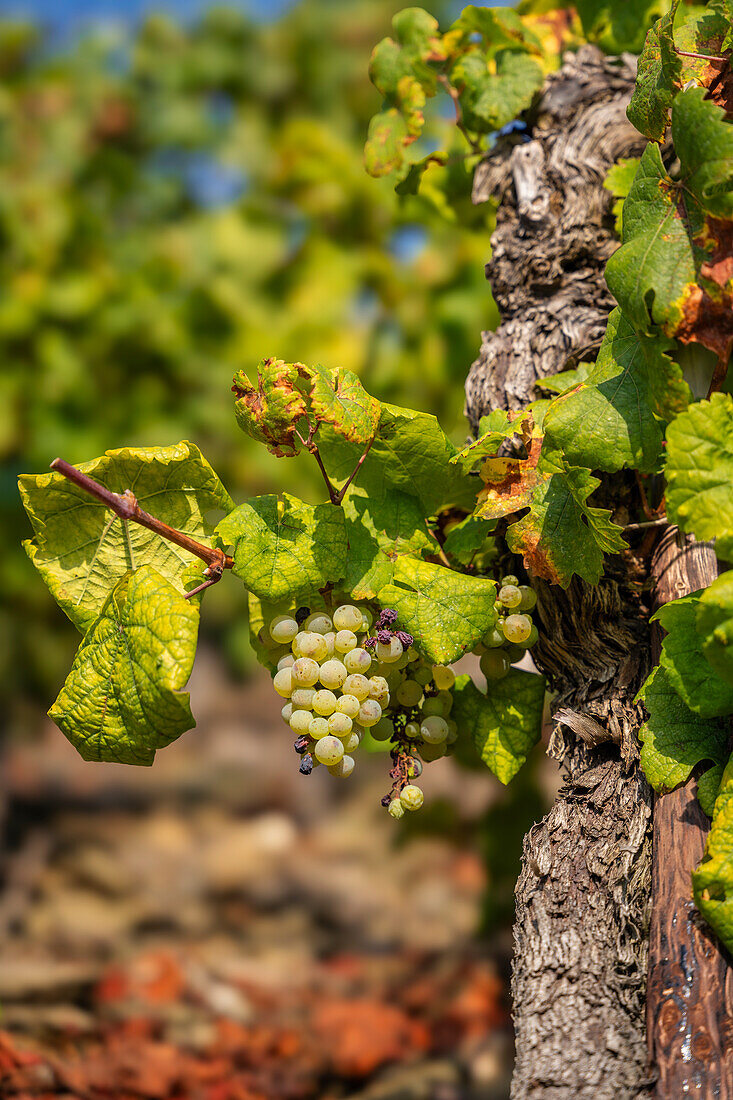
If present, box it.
[384,669,405,692]
[342,732,360,752]
[305,612,333,634]
[309,716,329,739]
[525,623,539,648]
[413,666,433,686]
[319,659,348,690]
[360,608,373,632]
[334,629,358,653]
[328,711,353,737]
[501,574,519,587]
[480,650,511,680]
[396,679,422,707]
[270,615,299,644]
[312,689,338,716]
[498,584,522,609]
[483,627,505,649]
[421,715,449,744]
[388,798,405,819]
[344,647,372,674]
[289,709,313,735]
[281,703,293,725]
[343,673,370,701]
[337,693,361,718]
[272,668,293,698]
[291,657,320,687]
[432,665,455,690]
[518,586,537,612]
[371,716,394,742]
[291,686,315,709]
[329,754,355,778]
[377,638,403,663]
[437,690,453,715]
[505,643,526,663]
[421,696,447,718]
[503,614,532,644]
[358,699,382,727]
[277,654,295,671]
[333,604,363,631]
[400,784,424,811]
[406,757,423,779]
[445,719,458,744]
[293,631,328,661]
[314,736,344,766]
[418,742,446,762]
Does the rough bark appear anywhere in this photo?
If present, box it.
[465,46,658,1099]
[646,530,733,1098]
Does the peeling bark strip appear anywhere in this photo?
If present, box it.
[647,529,733,1098]
[465,46,658,1099]
[466,45,648,428]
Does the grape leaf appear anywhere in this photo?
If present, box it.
[698,762,725,818]
[307,364,380,445]
[665,393,733,558]
[320,400,476,514]
[693,757,733,955]
[342,487,437,601]
[605,90,733,356]
[365,108,413,179]
[536,363,591,396]
[48,566,199,766]
[697,570,733,686]
[452,669,546,784]
[626,1,681,140]
[637,663,729,791]
[653,591,733,718]
[476,439,625,587]
[20,441,232,634]
[452,50,543,134]
[574,0,668,53]
[451,409,532,473]
[232,357,308,457]
[216,493,347,603]
[604,158,641,236]
[378,557,498,664]
[442,515,495,566]
[543,309,689,474]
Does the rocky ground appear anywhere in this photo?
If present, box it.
[0,649,553,1100]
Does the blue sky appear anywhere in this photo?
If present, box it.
[0,0,295,33]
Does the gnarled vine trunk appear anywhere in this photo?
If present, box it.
[465,46,657,1098]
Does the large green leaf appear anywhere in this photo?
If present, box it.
[665,393,733,558]
[637,663,729,791]
[476,443,626,587]
[442,515,495,566]
[452,50,543,134]
[320,401,476,515]
[452,669,545,784]
[378,557,497,664]
[451,408,530,474]
[606,91,733,349]
[653,592,733,718]
[307,364,380,445]
[698,762,725,818]
[697,570,733,686]
[604,157,642,237]
[626,1,681,140]
[216,493,347,603]
[543,309,689,474]
[693,757,733,954]
[342,487,437,601]
[49,566,199,766]
[20,441,232,634]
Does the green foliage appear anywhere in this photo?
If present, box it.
[693,758,733,951]
[637,664,729,791]
[697,571,733,685]
[378,557,498,663]
[20,441,231,633]
[453,669,545,783]
[49,566,199,765]
[543,309,689,474]
[604,157,642,236]
[342,486,438,599]
[575,0,670,53]
[216,494,348,604]
[653,593,733,717]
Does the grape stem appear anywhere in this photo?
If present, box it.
[297,426,376,507]
[48,458,233,598]
[624,516,668,532]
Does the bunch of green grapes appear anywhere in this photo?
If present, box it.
[472,574,538,680]
[263,601,460,817]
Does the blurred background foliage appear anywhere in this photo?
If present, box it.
[0,0,500,711]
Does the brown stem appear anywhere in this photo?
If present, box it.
[49,458,233,574]
[707,350,730,398]
[634,469,655,521]
[438,74,483,154]
[624,516,668,532]
[333,435,376,505]
[296,429,339,505]
[674,48,728,62]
